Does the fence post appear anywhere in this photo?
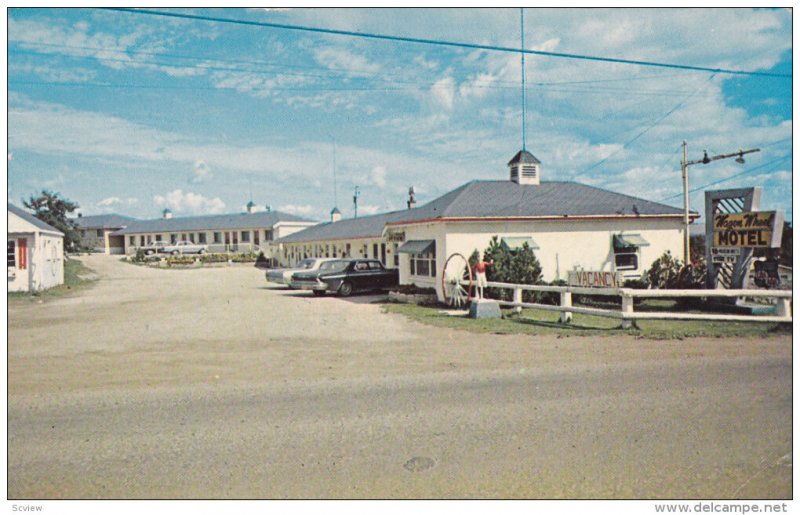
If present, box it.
[560,291,572,323]
[513,288,522,314]
[776,298,792,319]
[621,292,635,329]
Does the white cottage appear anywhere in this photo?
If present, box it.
[8,203,65,292]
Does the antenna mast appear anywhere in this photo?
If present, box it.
[520,8,526,151]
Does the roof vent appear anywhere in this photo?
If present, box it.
[162,208,173,219]
[507,150,541,185]
[331,207,342,223]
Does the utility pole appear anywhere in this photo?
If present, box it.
[353,186,360,219]
[680,142,760,265]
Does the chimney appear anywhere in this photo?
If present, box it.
[77,213,83,218]
[162,208,173,219]
[246,201,256,214]
[330,207,342,223]
[407,186,416,209]
[265,204,271,213]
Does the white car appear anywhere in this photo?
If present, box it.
[163,240,208,255]
[142,241,168,255]
[266,258,336,287]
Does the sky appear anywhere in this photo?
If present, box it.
[6,7,793,225]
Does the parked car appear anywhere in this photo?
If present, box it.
[163,240,208,255]
[142,241,168,255]
[266,258,336,287]
[291,259,399,297]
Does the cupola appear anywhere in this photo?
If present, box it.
[330,207,342,223]
[507,150,541,185]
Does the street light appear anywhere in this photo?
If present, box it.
[680,142,760,265]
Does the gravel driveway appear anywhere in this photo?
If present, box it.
[7,254,792,499]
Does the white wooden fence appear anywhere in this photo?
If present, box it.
[476,281,792,327]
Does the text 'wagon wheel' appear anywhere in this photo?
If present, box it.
[442,253,473,308]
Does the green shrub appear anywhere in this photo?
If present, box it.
[479,236,543,302]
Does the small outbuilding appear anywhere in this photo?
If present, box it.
[8,203,65,292]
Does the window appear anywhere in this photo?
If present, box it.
[615,253,638,270]
[410,252,436,277]
[155,234,162,241]
[368,261,382,270]
[198,233,207,244]
[373,244,379,259]
[189,233,195,243]
[381,243,386,265]
[612,234,647,272]
[265,230,273,241]
[140,235,146,246]
[97,229,103,237]
[7,241,15,267]
[254,230,260,245]
[332,246,337,258]
[182,234,188,241]
[214,232,222,244]
[241,231,250,243]
[233,232,238,244]
[171,234,178,244]
[147,235,152,244]
[129,236,136,246]
[346,243,351,257]
[393,244,399,267]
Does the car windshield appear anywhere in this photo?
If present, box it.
[319,260,350,272]
[297,259,315,269]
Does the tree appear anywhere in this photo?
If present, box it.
[23,190,81,251]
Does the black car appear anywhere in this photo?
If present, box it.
[291,259,399,297]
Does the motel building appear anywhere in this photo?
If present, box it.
[276,150,696,302]
[72,213,136,255]
[8,203,65,292]
[112,203,316,256]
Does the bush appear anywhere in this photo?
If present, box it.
[166,256,196,266]
[479,236,543,302]
[644,251,707,290]
[393,284,437,295]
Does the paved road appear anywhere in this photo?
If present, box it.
[7,255,792,499]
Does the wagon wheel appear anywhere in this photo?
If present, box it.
[442,253,473,308]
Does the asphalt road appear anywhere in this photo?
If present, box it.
[7,255,792,499]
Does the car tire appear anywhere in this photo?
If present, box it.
[171,250,179,256]
[338,281,353,297]
[312,290,326,297]
[198,249,206,255]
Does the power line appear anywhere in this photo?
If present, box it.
[11,45,729,99]
[581,73,717,175]
[105,8,791,79]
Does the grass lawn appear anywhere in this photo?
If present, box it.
[382,301,791,339]
[8,257,96,302]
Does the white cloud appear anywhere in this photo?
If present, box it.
[370,166,387,188]
[358,205,380,216]
[430,77,455,110]
[153,189,225,215]
[190,159,212,183]
[277,204,316,216]
[97,196,121,207]
[313,47,381,75]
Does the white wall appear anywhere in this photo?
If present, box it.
[399,218,684,300]
[8,232,64,292]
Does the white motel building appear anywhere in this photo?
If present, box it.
[112,203,316,255]
[274,150,696,301]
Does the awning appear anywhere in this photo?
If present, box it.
[501,237,539,251]
[613,234,650,250]
[397,240,435,255]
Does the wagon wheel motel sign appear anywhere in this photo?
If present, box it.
[704,187,784,289]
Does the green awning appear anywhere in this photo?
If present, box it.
[397,240,436,255]
[613,234,650,249]
[500,237,540,251]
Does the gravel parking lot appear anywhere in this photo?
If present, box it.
[7,254,792,499]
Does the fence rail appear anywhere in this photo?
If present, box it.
[474,280,792,326]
